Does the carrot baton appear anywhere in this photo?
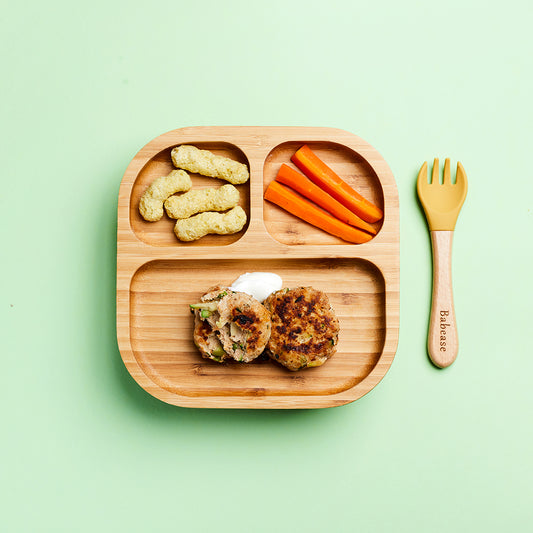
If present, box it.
[275,164,377,235]
[264,180,373,244]
[291,145,383,223]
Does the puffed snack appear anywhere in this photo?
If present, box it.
[174,206,247,242]
[164,184,240,219]
[139,169,192,221]
[171,145,249,185]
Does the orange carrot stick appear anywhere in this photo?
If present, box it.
[275,164,377,235]
[291,145,383,223]
[264,180,373,244]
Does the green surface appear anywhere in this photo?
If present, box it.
[2,1,532,531]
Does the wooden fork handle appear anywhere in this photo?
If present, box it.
[428,230,458,368]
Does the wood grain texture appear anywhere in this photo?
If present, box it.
[116,126,399,408]
[428,231,458,368]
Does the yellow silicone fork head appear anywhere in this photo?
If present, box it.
[417,158,468,230]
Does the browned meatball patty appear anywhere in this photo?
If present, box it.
[191,286,271,363]
[263,287,339,371]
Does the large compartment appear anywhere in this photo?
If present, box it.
[129,258,386,398]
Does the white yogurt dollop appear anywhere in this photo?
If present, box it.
[230,272,283,303]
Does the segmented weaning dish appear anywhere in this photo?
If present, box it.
[116,126,399,409]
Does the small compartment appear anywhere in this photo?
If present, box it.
[130,142,250,246]
[263,141,384,245]
[129,258,386,399]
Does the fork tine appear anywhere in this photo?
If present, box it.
[456,161,467,188]
[443,158,451,185]
[417,161,428,187]
[431,158,439,185]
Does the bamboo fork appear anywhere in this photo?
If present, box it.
[417,158,467,368]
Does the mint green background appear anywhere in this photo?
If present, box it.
[2,1,532,532]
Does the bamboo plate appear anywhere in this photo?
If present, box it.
[117,126,399,409]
